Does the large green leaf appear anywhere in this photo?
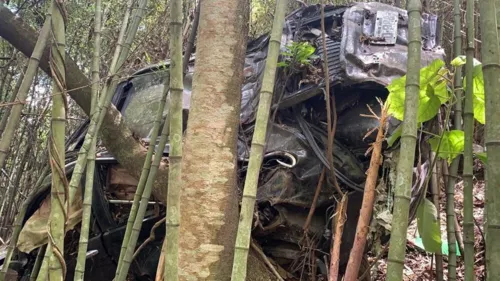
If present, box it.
[472,70,485,124]
[416,198,442,254]
[428,130,465,164]
[463,59,485,124]
[386,59,449,123]
[387,125,402,147]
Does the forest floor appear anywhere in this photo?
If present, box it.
[370,177,486,281]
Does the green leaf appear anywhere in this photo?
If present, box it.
[277,61,289,68]
[475,152,488,164]
[463,59,485,124]
[451,55,466,67]
[416,198,442,254]
[472,69,485,124]
[386,59,449,122]
[428,130,465,164]
[387,125,402,147]
[386,122,422,147]
[418,85,442,122]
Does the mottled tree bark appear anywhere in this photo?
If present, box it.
[177,0,252,279]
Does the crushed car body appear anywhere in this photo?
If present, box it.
[2,2,445,280]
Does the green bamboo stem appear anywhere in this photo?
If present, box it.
[114,79,169,274]
[116,0,148,68]
[463,0,475,279]
[0,20,47,281]
[45,0,67,278]
[65,0,133,205]
[73,0,102,279]
[114,49,168,281]
[230,0,287,280]
[0,16,50,171]
[385,0,421,280]
[114,104,170,281]
[446,0,465,279]
[430,151,444,281]
[0,63,28,138]
[29,245,46,281]
[479,0,500,280]
[35,244,50,281]
[164,0,183,278]
[182,0,200,74]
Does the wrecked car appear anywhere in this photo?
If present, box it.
[1,2,444,280]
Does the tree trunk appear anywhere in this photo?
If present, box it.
[386,0,422,280]
[177,0,251,279]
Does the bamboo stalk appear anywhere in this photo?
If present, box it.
[73,0,102,278]
[479,0,500,279]
[29,245,46,281]
[114,99,170,281]
[385,0,422,279]
[164,0,183,278]
[446,0,465,279]
[66,0,138,207]
[230,0,287,280]
[45,0,68,278]
[430,152,444,281]
[182,0,200,74]
[0,14,50,170]
[113,14,168,278]
[463,0,475,279]
[343,102,387,281]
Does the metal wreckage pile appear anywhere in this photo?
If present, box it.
[6,2,445,280]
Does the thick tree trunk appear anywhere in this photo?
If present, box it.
[177,0,256,279]
[0,6,168,199]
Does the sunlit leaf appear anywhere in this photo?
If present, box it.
[417,198,442,254]
[472,69,485,124]
[451,55,466,67]
[428,130,465,164]
[386,59,448,123]
[418,85,442,122]
[463,60,485,124]
[277,61,288,68]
